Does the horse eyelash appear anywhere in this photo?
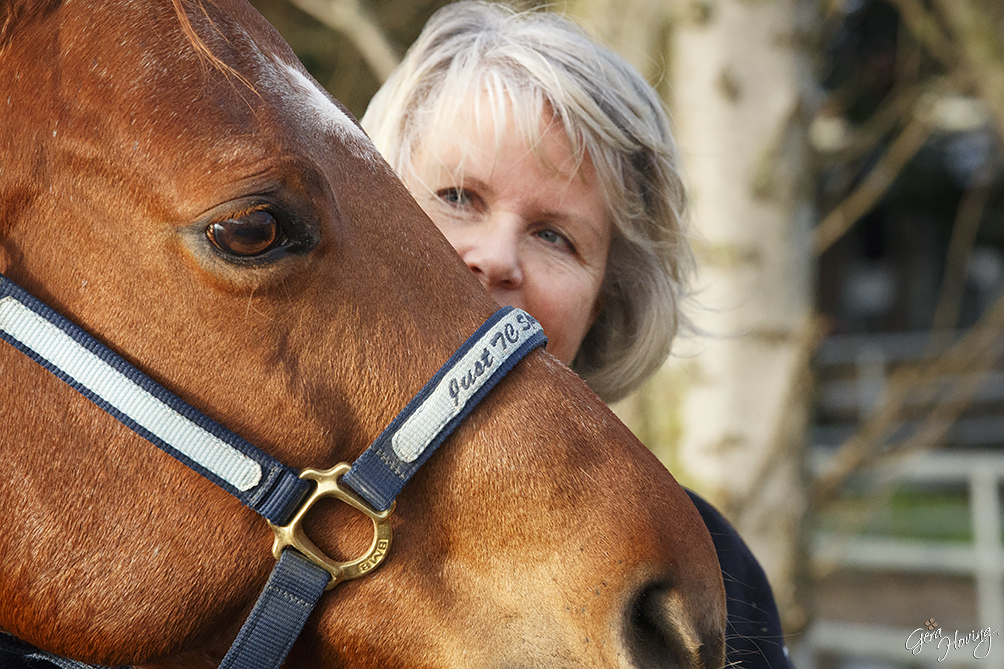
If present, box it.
[212,203,272,222]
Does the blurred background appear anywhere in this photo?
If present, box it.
[248,0,1004,666]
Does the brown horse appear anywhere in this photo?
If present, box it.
[0,0,726,667]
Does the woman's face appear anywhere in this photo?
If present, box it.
[408,108,613,365]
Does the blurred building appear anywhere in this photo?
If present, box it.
[806,1,1004,667]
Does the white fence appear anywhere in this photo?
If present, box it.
[801,450,1004,668]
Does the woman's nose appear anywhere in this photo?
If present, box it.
[459,220,523,291]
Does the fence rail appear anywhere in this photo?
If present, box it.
[813,330,1004,450]
[804,450,1004,668]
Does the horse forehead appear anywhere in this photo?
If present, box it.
[261,59,378,164]
[181,8,381,167]
[84,0,379,165]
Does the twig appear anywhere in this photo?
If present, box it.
[813,103,934,254]
[933,0,1004,142]
[288,0,400,82]
[888,0,959,70]
[832,84,925,167]
[929,159,996,347]
[814,288,1004,507]
[815,313,1004,545]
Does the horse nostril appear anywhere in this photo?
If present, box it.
[627,584,681,669]
[626,583,720,669]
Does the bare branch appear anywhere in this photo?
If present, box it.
[832,84,925,167]
[888,0,959,70]
[811,0,1004,507]
[813,99,935,254]
[933,0,1004,142]
[288,0,400,82]
[814,289,1004,507]
[929,160,996,345]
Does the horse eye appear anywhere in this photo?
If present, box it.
[207,209,282,257]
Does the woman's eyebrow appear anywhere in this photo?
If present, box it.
[449,175,496,199]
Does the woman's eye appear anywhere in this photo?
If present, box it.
[436,187,475,207]
[206,209,283,257]
[536,228,573,251]
[537,229,562,244]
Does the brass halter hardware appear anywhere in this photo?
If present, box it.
[268,463,394,591]
[0,270,545,668]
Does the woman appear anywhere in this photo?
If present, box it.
[362,3,795,668]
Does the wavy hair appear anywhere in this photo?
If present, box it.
[362,1,694,402]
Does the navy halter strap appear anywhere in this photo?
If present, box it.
[0,272,546,669]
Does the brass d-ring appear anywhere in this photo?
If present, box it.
[268,462,394,590]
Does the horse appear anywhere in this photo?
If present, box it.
[0,0,726,667]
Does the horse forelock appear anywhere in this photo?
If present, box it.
[167,0,258,98]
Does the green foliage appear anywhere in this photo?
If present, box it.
[817,484,978,542]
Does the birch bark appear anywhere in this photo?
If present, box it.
[562,0,816,632]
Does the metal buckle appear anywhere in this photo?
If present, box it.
[269,462,394,591]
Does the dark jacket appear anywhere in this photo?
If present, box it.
[688,490,795,668]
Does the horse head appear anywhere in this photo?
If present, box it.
[0,0,726,666]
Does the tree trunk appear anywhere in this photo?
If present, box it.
[562,0,816,635]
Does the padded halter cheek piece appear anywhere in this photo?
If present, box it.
[0,273,546,669]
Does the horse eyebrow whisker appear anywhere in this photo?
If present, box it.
[171,0,261,103]
[245,286,256,321]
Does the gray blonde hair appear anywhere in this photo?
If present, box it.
[362,0,694,403]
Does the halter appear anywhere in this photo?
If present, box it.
[0,272,546,669]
